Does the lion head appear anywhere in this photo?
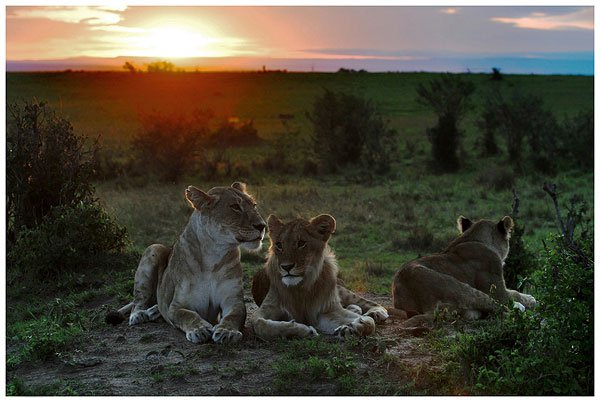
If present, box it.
[454,215,514,261]
[266,214,336,287]
[185,182,266,250]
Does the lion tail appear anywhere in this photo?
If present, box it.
[105,301,134,326]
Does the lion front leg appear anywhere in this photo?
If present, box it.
[337,285,389,323]
[129,244,170,325]
[169,307,215,344]
[252,292,317,340]
[213,279,246,344]
[318,308,375,339]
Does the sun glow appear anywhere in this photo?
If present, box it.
[130,25,219,58]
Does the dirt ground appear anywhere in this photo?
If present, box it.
[7,292,447,396]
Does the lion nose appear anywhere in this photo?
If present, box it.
[253,223,266,232]
[280,263,295,272]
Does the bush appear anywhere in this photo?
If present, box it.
[478,90,560,172]
[559,110,593,170]
[502,218,537,290]
[132,110,212,182]
[207,119,262,148]
[7,101,97,239]
[452,220,593,394]
[416,74,475,172]
[308,89,396,174]
[8,202,129,285]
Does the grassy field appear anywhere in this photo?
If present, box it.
[6,71,594,395]
[7,71,593,148]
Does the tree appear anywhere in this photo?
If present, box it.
[416,73,475,171]
[122,61,139,73]
[491,67,503,81]
[146,60,175,73]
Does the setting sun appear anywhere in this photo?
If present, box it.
[132,25,218,58]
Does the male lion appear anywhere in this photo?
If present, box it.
[108,182,266,344]
[392,215,536,326]
[252,214,379,340]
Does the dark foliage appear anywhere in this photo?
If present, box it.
[478,90,562,172]
[308,89,396,174]
[416,74,475,172]
[207,119,262,148]
[8,202,129,286]
[132,110,212,182]
[559,110,594,170]
[7,101,97,240]
[490,67,503,81]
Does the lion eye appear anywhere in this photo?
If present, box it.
[275,241,283,251]
[297,240,307,249]
[230,203,242,212]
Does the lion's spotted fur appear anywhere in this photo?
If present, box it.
[392,216,536,327]
[110,182,266,344]
[252,215,379,340]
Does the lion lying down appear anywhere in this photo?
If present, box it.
[107,182,266,344]
[392,215,536,328]
[251,214,388,340]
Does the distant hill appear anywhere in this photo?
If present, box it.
[6,53,594,75]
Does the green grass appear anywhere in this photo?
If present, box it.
[7,72,593,149]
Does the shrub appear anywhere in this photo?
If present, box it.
[478,90,560,172]
[416,74,475,171]
[502,217,536,290]
[8,202,129,285]
[308,89,396,174]
[132,110,212,182]
[559,110,593,170]
[490,67,503,81]
[7,101,97,239]
[208,119,262,148]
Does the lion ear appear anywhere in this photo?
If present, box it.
[267,215,283,236]
[231,182,247,193]
[457,215,473,233]
[185,186,217,210]
[497,216,514,237]
[308,214,336,241]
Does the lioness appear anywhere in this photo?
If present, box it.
[392,215,536,326]
[109,182,266,344]
[252,259,389,323]
[252,214,377,340]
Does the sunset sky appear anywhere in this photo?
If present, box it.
[6,6,595,74]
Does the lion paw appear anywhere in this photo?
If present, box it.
[212,325,243,344]
[334,316,375,338]
[521,294,537,309]
[293,323,319,338]
[346,304,363,314]
[365,306,389,323]
[129,311,148,326]
[512,301,526,313]
[305,325,319,338]
[186,326,213,344]
[146,305,161,321]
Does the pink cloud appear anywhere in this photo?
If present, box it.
[492,8,593,31]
